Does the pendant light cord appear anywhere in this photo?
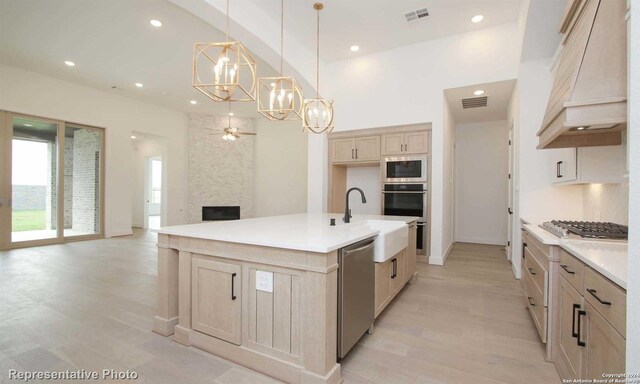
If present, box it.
[225,0,229,42]
[280,0,284,76]
[316,6,320,97]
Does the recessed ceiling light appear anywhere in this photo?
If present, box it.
[350,45,360,52]
[135,82,144,88]
[150,19,163,27]
[576,126,586,131]
[471,15,484,23]
[24,123,33,127]
[190,100,198,105]
[474,90,485,96]
[64,60,75,67]
[228,112,234,116]
[131,135,137,139]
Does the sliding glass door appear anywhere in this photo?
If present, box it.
[0,111,104,250]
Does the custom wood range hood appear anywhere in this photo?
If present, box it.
[537,0,627,149]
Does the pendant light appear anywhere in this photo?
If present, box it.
[257,0,304,121]
[302,3,334,134]
[193,0,257,102]
[222,102,256,141]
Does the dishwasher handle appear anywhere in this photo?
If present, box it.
[343,241,375,256]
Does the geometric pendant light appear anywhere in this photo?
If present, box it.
[302,3,334,134]
[192,0,257,102]
[257,0,304,121]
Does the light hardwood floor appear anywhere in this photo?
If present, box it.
[0,233,560,384]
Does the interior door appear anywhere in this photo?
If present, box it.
[507,128,514,260]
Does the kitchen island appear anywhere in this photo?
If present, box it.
[153,213,418,384]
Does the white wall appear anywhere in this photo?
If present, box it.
[0,65,188,237]
[254,119,308,217]
[132,136,166,228]
[441,100,456,263]
[509,59,584,278]
[345,166,381,215]
[454,120,509,246]
[626,0,639,373]
[308,21,522,263]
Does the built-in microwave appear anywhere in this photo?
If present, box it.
[383,155,428,183]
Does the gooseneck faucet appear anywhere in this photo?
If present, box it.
[343,187,367,223]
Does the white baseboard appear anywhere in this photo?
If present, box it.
[429,242,454,266]
[454,236,506,246]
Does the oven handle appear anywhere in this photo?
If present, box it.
[381,191,426,194]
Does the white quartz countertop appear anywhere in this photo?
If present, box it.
[157,213,420,253]
[522,221,627,289]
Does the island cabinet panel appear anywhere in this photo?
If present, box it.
[191,257,241,345]
[581,302,626,380]
[405,223,417,283]
[247,267,302,360]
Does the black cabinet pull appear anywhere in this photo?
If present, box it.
[527,267,537,276]
[522,243,527,259]
[586,288,611,306]
[351,148,355,159]
[577,310,586,347]
[556,161,564,178]
[390,258,397,279]
[571,303,580,338]
[527,297,535,307]
[355,148,358,159]
[560,264,575,275]
[231,272,237,300]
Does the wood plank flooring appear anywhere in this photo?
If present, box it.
[0,233,560,383]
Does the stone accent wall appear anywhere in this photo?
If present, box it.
[71,129,101,233]
[188,113,255,223]
[45,141,57,230]
[64,137,74,228]
[11,185,46,211]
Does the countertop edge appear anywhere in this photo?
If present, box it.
[558,242,627,290]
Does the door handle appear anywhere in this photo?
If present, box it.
[508,208,513,215]
[231,272,237,300]
[522,243,527,259]
[577,309,586,347]
[586,288,611,306]
[571,303,580,337]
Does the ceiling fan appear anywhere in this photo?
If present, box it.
[208,102,257,141]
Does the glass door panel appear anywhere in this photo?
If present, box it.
[63,124,102,237]
[11,116,60,243]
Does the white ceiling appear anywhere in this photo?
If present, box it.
[444,79,516,124]
[251,0,524,62]
[0,0,278,117]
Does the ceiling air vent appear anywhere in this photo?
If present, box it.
[461,96,488,109]
[404,8,429,22]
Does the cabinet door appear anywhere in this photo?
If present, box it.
[581,302,626,380]
[553,148,577,183]
[405,224,417,283]
[354,136,381,162]
[390,251,405,296]
[381,133,404,155]
[404,131,429,154]
[332,138,355,163]
[192,258,241,345]
[374,261,391,317]
[557,276,584,379]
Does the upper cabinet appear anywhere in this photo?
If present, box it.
[331,136,381,163]
[551,145,626,185]
[381,131,430,155]
[538,0,627,149]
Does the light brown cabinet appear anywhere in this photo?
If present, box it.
[331,136,381,163]
[557,275,584,379]
[381,131,429,155]
[582,302,626,379]
[374,249,408,318]
[191,257,241,345]
[404,223,417,283]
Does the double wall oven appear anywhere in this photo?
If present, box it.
[382,156,428,255]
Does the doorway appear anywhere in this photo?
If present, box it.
[147,156,162,230]
[0,111,105,250]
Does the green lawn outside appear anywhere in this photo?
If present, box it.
[12,210,46,231]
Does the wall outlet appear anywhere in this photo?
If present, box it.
[256,270,274,293]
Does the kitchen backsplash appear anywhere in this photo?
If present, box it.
[582,181,629,225]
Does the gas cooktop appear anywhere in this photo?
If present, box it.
[541,220,628,240]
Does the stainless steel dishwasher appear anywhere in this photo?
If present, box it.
[337,238,375,359]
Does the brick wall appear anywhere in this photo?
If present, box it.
[71,129,100,233]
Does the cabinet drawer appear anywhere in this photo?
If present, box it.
[524,247,547,305]
[583,267,626,338]
[524,271,547,343]
[559,248,585,291]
